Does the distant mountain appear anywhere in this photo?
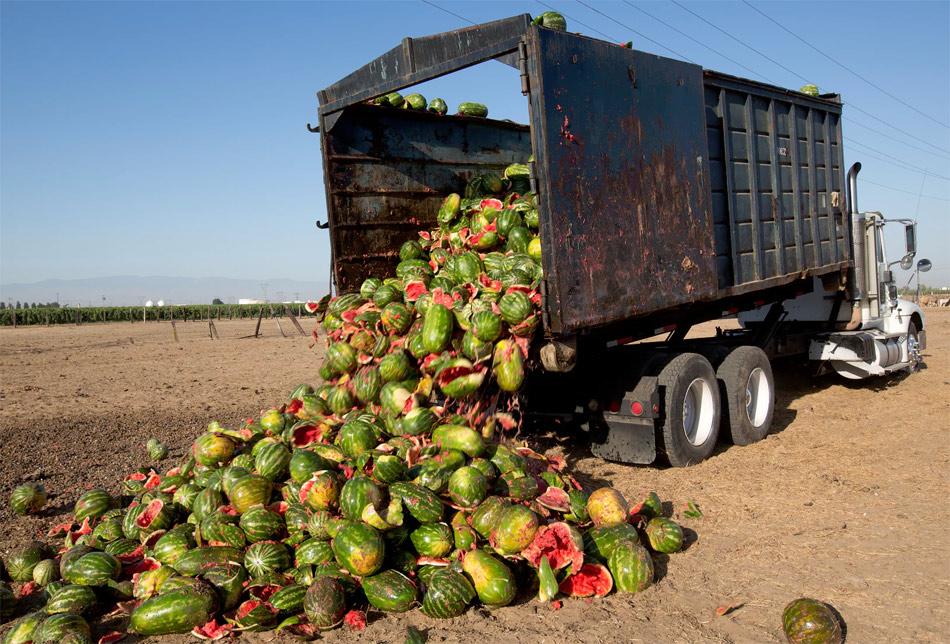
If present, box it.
[0,275,330,307]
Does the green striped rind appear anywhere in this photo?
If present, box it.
[363,569,417,613]
[91,517,124,543]
[645,517,683,554]
[782,598,843,644]
[353,366,383,405]
[193,433,235,467]
[303,577,346,630]
[199,563,248,611]
[431,425,484,457]
[172,546,243,576]
[470,496,509,539]
[172,483,201,511]
[339,476,383,521]
[252,442,290,482]
[336,421,378,460]
[401,408,437,437]
[103,539,139,557]
[295,538,335,567]
[490,505,538,555]
[389,482,444,523]
[32,614,91,644]
[10,483,46,516]
[239,506,285,542]
[328,293,364,317]
[32,559,60,586]
[373,454,408,484]
[73,489,113,522]
[63,552,121,586]
[270,584,307,613]
[191,488,224,521]
[461,549,517,607]
[422,304,454,353]
[289,450,333,484]
[58,545,93,581]
[228,475,273,514]
[2,610,45,644]
[243,542,291,578]
[150,523,195,566]
[199,513,246,549]
[421,569,475,619]
[498,291,531,325]
[331,521,385,577]
[447,466,488,508]
[608,541,654,594]
[326,386,355,415]
[584,524,640,563]
[378,350,413,382]
[45,585,97,615]
[410,523,453,558]
[129,585,218,636]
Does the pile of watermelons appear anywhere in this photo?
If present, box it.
[0,165,693,643]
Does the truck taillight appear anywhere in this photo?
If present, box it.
[607,400,620,413]
[630,401,644,416]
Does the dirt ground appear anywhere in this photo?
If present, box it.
[1,312,948,643]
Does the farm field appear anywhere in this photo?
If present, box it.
[1,312,948,643]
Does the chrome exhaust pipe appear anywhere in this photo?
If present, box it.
[845,162,865,330]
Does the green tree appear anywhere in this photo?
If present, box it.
[212,298,224,305]
[15,301,20,309]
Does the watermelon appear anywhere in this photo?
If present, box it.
[428,97,448,115]
[326,385,355,415]
[608,541,653,593]
[360,277,382,299]
[782,598,843,644]
[587,487,629,527]
[422,304,454,353]
[470,496,509,539]
[379,350,414,382]
[45,584,97,615]
[326,341,358,374]
[151,526,196,566]
[498,291,532,325]
[373,284,400,308]
[421,569,475,618]
[559,562,613,598]
[362,569,417,613]
[339,476,383,521]
[353,366,383,405]
[244,542,291,578]
[172,547,243,577]
[289,449,333,484]
[239,506,284,542]
[193,433,235,467]
[471,310,502,342]
[10,483,46,516]
[62,551,121,586]
[372,454,408,484]
[269,583,307,613]
[129,584,218,635]
[457,102,489,118]
[400,407,437,437]
[32,559,60,586]
[229,475,273,513]
[461,549,516,607]
[492,339,525,392]
[192,487,224,520]
[32,614,92,644]
[197,563,247,611]
[336,420,377,459]
[73,489,113,522]
[490,505,539,555]
[2,610,45,644]
[448,466,488,508]
[431,424,484,457]
[332,521,385,577]
[645,517,684,554]
[388,482,443,524]
[532,10,567,30]
[521,522,585,572]
[382,302,413,334]
[410,523,453,558]
[497,470,540,501]
[304,576,347,630]
[437,193,461,227]
[295,538,335,567]
[585,523,640,563]
[255,442,291,481]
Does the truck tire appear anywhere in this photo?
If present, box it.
[657,353,720,467]
[716,346,774,446]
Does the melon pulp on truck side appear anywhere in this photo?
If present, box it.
[311,14,927,467]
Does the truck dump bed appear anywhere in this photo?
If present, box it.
[316,14,850,338]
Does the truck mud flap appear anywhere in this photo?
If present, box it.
[590,417,656,464]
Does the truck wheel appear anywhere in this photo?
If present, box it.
[657,353,720,467]
[717,346,774,446]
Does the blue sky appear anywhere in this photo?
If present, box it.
[2,0,948,289]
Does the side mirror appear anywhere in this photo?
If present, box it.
[905,223,917,254]
[917,258,932,273]
[900,254,914,271]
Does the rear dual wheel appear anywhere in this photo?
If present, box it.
[657,353,721,467]
[717,346,774,446]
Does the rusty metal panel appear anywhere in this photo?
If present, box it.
[322,105,531,292]
[527,28,717,335]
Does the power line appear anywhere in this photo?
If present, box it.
[742,0,949,130]
[845,138,950,181]
[574,0,695,62]
[845,117,950,161]
[419,0,475,25]
[670,0,811,84]
[621,0,769,83]
[860,178,950,202]
[668,0,950,157]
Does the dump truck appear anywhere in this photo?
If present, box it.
[311,14,928,466]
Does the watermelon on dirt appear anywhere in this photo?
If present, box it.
[521,522,584,572]
[584,523,640,563]
[32,613,92,644]
[304,576,347,630]
[130,584,219,636]
[10,483,46,516]
[559,562,614,598]
[421,569,476,619]
[645,517,684,554]
[608,541,654,594]
[362,569,417,613]
[461,549,516,607]
[490,504,539,555]
[782,598,843,644]
[331,521,385,577]
[587,487,629,527]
